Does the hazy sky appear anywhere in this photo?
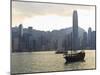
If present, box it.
[12,1,95,32]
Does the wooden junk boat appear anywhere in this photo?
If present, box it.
[64,51,85,62]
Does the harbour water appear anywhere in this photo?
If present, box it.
[11,50,95,74]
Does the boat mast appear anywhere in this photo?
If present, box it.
[71,32,72,56]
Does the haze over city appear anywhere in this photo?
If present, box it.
[12,1,95,32]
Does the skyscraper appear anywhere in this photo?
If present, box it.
[18,24,23,38]
[72,10,79,50]
[91,31,96,49]
[28,27,33,36]
[81,32,87,49]
[18,24,23,51]
[88,27,92,49]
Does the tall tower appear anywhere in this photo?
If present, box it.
[19,24,23,38]
[88,27,92,49]
[72,10,79,50]
[18,24,23,50]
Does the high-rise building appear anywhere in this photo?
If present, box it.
[91,31,96,49]
[18,24,23,51]
[28,27,33,51]
[18,24,23,38]
[72,10,79,50]
[13,37,19,51]
[81,32,87,49]
[88,27,92,49]
[28,27,33,36]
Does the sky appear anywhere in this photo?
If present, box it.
[12,1,95,32]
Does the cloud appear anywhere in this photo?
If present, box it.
[12,1,95,16]
[12,1,95,31]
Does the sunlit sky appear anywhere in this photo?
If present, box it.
[12,1,95,32]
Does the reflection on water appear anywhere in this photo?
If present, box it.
[11,50,95,74]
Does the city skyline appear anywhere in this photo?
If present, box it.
[12,1,95,32]
[12,22,96,52]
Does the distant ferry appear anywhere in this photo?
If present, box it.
[55,50,67,54]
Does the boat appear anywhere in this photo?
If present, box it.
[55,51,64,54]
[64,51,85,62]
[55,50,67,54]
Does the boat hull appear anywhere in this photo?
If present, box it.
[64,52,85,62]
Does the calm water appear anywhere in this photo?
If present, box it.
[11,50,95,74]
